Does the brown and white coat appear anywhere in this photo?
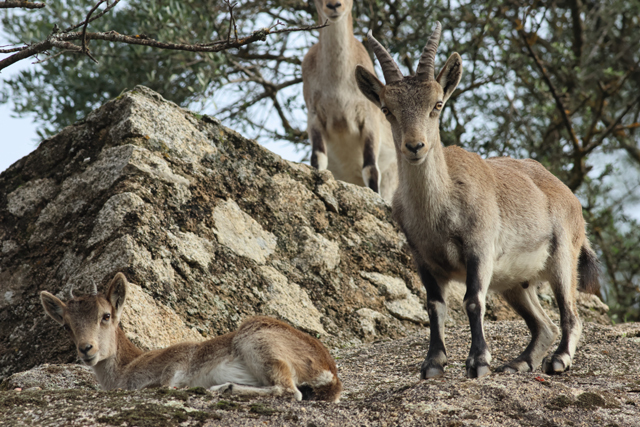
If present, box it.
[355,22,599,379]
[40,273,342,402]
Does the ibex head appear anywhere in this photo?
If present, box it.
[314,0,352,23]
[40,273,129,366]
[355,22,462,165]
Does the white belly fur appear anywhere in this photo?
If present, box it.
[325,132,365,186]
[490,244,550,292]
[186,357,263,389]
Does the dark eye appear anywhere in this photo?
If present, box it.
[102,313,111,322]
[434,101,443,110]
[63,324,71,332]
[381,106,390,116]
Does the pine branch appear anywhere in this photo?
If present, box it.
[0,1,45,8]
[0,23,326,71]
[0,0,327,71]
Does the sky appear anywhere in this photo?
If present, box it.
[0,105,38,173]
[0,74,301,175]
[0,101,300,175]
[0,51,40,173]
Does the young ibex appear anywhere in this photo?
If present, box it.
[40,273,342,401]
[302,0,397,200]
[355,23,600,378]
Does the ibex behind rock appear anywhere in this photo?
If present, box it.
[302,0,397,200]
[40,273,342,401]
[355,23,600,379]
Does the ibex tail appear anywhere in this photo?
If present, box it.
[578,243,600,295]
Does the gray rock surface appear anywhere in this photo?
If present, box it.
[361,271,430,325]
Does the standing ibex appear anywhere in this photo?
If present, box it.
[40,273,342,401]
[302,0,397,200]
[355,23,600,378]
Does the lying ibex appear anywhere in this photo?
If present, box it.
[40,273,342,401]
[302,0,397,200]
[355,23,600,378]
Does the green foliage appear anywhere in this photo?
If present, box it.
[2,0,227,138]
[583,160,640,323]
[2,0,640,320]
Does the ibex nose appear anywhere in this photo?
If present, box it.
[327,2,341,11]
[405,142,425,154]
[79,343,93,355]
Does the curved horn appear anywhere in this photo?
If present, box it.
[416,21,442,81]
[90,283,97,296]
[67,288,75,300]
[366,30,403,84]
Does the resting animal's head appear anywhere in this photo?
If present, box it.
[40,273,128,366]
[355,22,463,165]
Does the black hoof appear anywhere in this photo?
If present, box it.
[420,362,445,379]
[466,364,491,378]
[542,354,571,375]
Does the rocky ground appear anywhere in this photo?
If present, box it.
[2,320,639,427]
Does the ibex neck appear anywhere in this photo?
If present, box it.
[398,141,452,215]
[317,15,357,72]
[93,327,144,390]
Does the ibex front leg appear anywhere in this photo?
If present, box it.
[362,132,380,194]
[419,264,448,379]
[463,255,492,378]
[310,128,328,171]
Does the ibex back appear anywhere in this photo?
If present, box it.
[355,23,599,379]
[40,273,342,401]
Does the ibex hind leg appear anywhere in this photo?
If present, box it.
[266,359,304,401]
[209,357,303,401]
[235,337,304,400]
[310,127,328,171]
[496,284,558,373]
[542,250,582,374]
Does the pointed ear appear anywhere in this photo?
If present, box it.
[41,291,67,325]
[106,273,128,319]
[355,65,385,108]
[436,52,462,103]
